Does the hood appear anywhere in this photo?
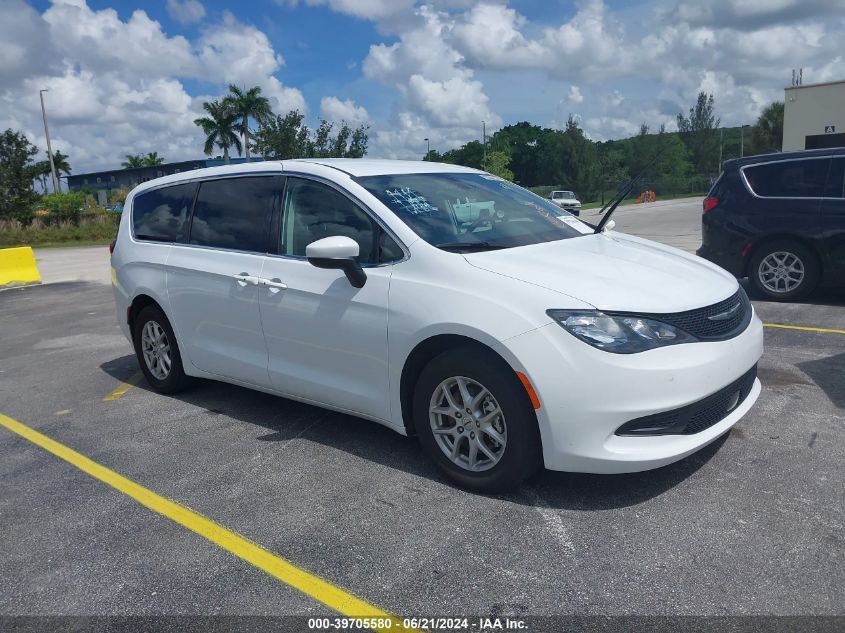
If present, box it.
[463,232,738,313]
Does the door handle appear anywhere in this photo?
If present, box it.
[258,277,288,291]
[233,273,259,286]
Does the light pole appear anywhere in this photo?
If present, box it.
[39,89,60,193]
[424,137,430,159]
[740,124,750,158]
[718,128,723,172]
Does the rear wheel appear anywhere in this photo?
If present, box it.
[133,304,190,393]
[748,240,819,301]
[412,347,542,493]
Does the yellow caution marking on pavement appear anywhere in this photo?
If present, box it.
[764,323,845,335]
[0,413,416,632]
[102,372,143,401]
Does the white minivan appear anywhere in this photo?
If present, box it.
[111,159,763,492]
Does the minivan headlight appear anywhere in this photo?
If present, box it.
[547,309,697,353]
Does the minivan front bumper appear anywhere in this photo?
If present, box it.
[504,311,764,473]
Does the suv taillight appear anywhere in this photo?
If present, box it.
[703,196,719,213]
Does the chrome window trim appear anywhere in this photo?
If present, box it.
[739,155,844,201]
[274,170,410,266]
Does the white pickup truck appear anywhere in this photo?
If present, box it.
[549,190,581,216]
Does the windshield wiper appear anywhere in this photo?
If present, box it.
[434,241,507,252]
[594,140,671,234]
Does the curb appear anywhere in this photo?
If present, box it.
[0,246,42,287]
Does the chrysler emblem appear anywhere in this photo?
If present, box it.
[708,302,741,321]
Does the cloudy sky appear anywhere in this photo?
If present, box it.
[2,0,843,174]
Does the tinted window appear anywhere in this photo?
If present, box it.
[744,158,832,198]
[281,178,399,264]
[132,183,195,242]
[190,177,277,252]
[824,158,845,198]
[357,173,586,251]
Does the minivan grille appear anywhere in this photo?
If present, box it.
[628,288,752,341]
[615,365,758,436]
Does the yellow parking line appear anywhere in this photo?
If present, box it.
[764,323,845,335]
[0,413,415,632]
[103,372,143,401]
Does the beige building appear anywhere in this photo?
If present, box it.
[782,79,845,151]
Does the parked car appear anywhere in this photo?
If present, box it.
[549,190,581,215]
[697,148,845,300]
[111,159,763,492]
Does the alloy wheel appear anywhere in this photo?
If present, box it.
[141,320,172,380]
[758,251,805,294]
[429,376,507,472]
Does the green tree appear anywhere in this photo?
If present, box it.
[251,111,368,159]
[194,99,242,164]
[224,85,273,162]
[481,151,514,181]
[0,129,40,221]
[422,149,442,162]
[676,92,721,175]
[488,122,545,186]
[142,152,163,166]
[122,154,145,168]
[346,125,369,158]
[441,140,485,169]
[251,110,310,159]
[751,101,784,154]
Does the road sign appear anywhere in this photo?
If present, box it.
[824,125,836,133]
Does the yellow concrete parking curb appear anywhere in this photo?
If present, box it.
[0,246,41,287]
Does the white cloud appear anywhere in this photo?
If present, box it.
[0,1,305,173]
[567,85,584,104]
[362,5,500,158]
[279,0,414,21]
[166,0,206,24]
[320,97,370,125]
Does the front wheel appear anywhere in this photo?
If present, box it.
[412,348,542,493]
[748,240,819,301]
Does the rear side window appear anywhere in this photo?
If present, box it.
[743,158,831,198]
[132,183,196,242]
[189,177,277,253]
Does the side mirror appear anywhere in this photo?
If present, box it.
[306,236,367,288]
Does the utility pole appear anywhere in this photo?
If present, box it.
[39,89,60,193]
[718,128,723,172]
[424,137,430,159]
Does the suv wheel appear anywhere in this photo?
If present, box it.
[412,347,542,493]
[133,304,190,393]
[748,240,819,301]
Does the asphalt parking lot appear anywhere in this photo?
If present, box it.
[1,201,844,627]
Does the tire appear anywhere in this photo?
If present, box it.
[132,304,190,394]
[748,240,820,301]
[412,347,542,493]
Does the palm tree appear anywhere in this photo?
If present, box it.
[122,154,145,168]
[751,101,784,154]
[52,150,71,176]
[142,151,164,166]
[224,84,272,162]
[194,100,242,164]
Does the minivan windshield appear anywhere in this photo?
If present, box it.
[357,173,590,251]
